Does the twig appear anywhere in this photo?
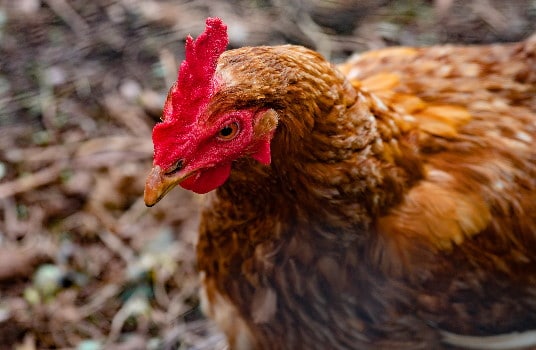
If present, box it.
[89,203,139,264]
[472,0,509,33]
[0,197,25,238]
[0,163,65,199]
[4,144,71,163]
[0,245,51,281]
[296,14,334,61]
[77,283,121,318]
[44,0,90,36]
[162,319,227,350]
[116,197,150,237]
[103,95,153,137]
[97,228,135,264]
[106,295,150,344]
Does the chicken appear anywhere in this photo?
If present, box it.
[144,18,536,349]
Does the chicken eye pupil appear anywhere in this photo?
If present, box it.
[220,126,233,136]
[218,122,239,140]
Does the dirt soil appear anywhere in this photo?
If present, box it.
[0,0,535,349]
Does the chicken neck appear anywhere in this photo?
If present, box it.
[213,45,423,237]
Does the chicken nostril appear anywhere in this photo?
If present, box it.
[166,159,184,175]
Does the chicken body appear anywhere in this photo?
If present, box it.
[145,19,536,349]
[195,39,536,349]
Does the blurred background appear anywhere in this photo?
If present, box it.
[0,0,535,348]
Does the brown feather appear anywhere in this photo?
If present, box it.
[194,37,536,349]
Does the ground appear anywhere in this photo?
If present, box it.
[0,0,535,349]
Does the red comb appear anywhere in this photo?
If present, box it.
[162,17,229,125]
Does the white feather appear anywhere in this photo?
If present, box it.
[441,329,536,350]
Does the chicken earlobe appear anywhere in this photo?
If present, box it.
[251,109,279,165]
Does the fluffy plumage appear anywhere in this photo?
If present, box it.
[145,18,536,349]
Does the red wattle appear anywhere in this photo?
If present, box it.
[180,162,232,194]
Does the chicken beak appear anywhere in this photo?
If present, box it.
[144,165,190,207]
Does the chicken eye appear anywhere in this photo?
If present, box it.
[218,122,239,140]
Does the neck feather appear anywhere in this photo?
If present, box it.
[215,46,423,228]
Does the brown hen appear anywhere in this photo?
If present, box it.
[145,18,536,349]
